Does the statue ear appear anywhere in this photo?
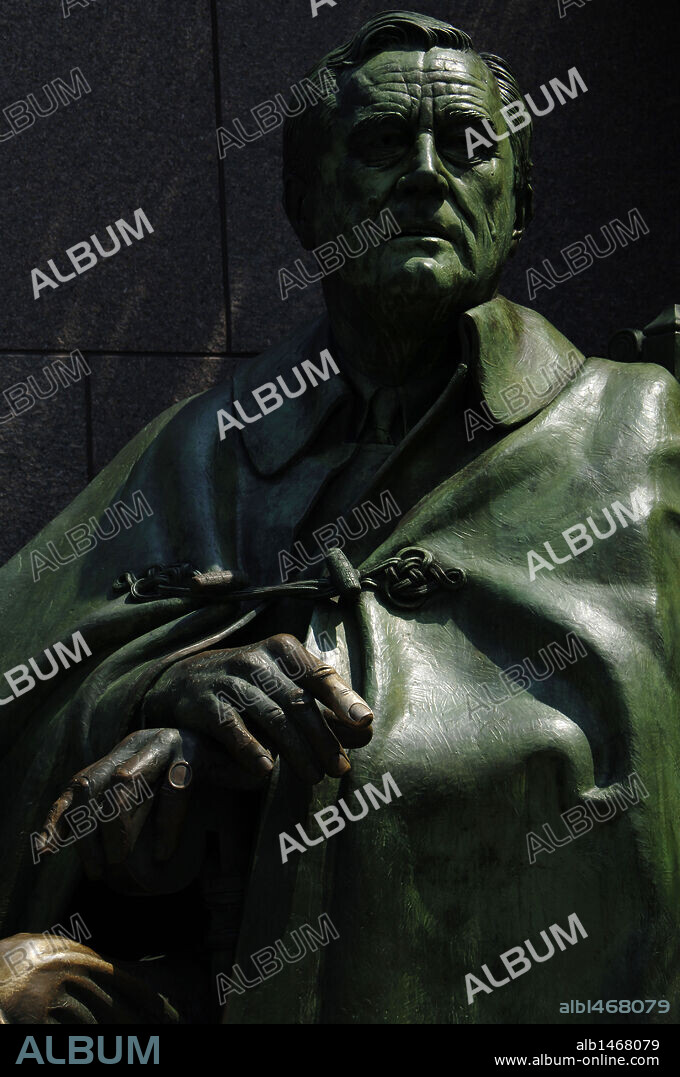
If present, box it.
[509,183,533,256]
[508,224,524,257]
[284,174,316,250]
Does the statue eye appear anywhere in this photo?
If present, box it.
[350,122,409,165]
[438,125,493,164]
[440,130,466,147]
[376,129,405,149]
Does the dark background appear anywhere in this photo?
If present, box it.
[0,0,676,565]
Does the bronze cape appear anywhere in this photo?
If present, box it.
[0,295,678,1022]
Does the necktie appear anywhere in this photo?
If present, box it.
[362,386,402,445]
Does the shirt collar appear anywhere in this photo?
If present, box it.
[234,295,585,476]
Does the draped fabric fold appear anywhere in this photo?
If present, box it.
[1,294,677,1023]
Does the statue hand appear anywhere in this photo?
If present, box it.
[37,727,231,882]
[141,632,374,786]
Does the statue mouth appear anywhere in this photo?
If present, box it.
[395,226,453,242]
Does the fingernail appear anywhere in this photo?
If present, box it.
[168,762,192,789]
[349,703,373,723]
[257,755,275,775]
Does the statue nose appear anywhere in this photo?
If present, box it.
[398,133,448,197]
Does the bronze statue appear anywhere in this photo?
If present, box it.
[0,11,677,1024]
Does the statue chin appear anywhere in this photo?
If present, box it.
[366,254,487,322]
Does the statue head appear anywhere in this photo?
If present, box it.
[283,11,533,325]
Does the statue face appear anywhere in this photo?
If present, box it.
[298,48,519,317]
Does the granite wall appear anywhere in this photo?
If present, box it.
[0,0,675,563]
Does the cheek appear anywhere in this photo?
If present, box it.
[309,169,375,239]
[483,156,517,220]
[457,165,515,239]
[340,166,390,218]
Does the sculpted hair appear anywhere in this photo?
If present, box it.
[283,9,534,233]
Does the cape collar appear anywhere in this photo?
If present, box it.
[460,294,585,426]
[233,294,585,477]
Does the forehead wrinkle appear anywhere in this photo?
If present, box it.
[345,87,499,131]
[351,105,413,126]
[432,82,503,124]
[345,72,418,112]
[424,70,501,111]
[343,53,500,115]
[437,90,498,119]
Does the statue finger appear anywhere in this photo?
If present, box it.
[42,752,117,846]
[206,690,276,780]
[325,711,374,749]
[95,728,160,764]
[41,788,75,849]
[152,752,195,862]
[66,758,124,879]
[230,678,324,785]
[97,729,180,865]
[186,717,272,791]
[300,666,373,728]
[224,651,349,777]
[260,673,350,778]
[40,757,117,872]
[266,635,374,729]
[40,729,160,840]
